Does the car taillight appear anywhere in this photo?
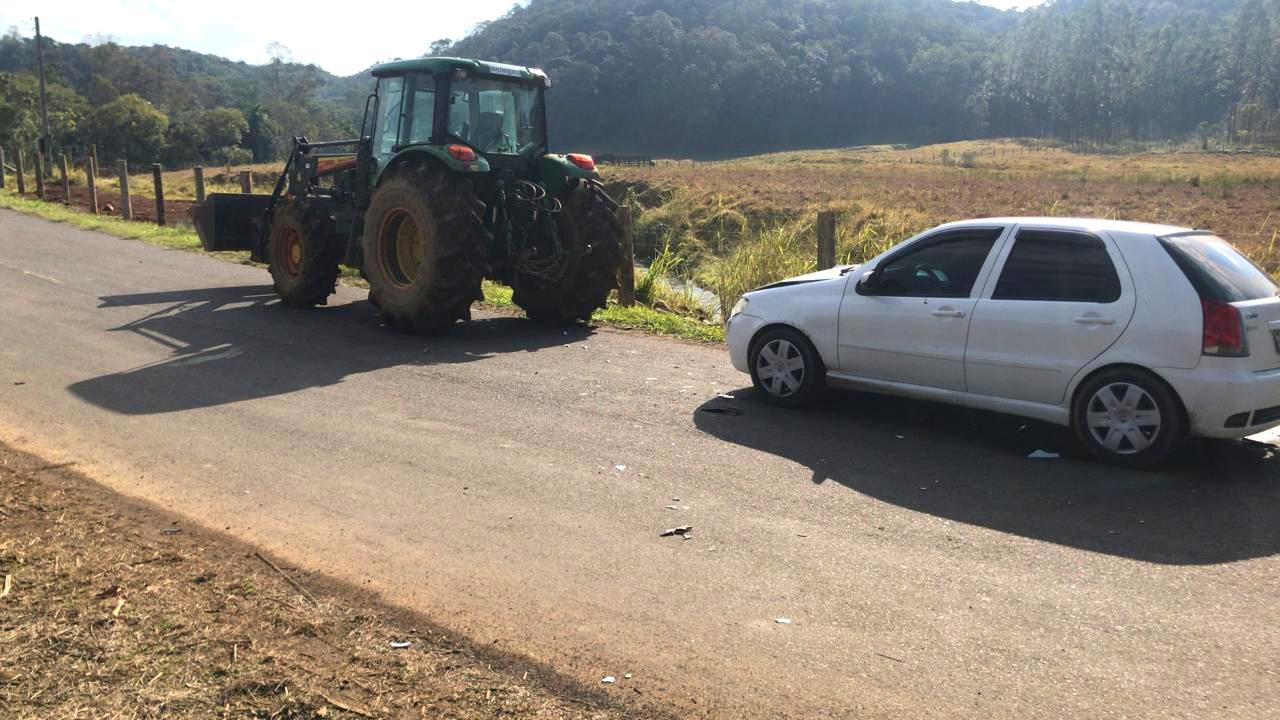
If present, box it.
[1202,298,1249,356]
[447,144,477,162]
[567,153,596,171]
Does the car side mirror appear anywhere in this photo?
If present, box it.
[856,270,880,295]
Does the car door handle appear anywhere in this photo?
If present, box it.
[931,308,965,318]
[1073,315,1116,325]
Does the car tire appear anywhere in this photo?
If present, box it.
[1071,368,1186,468]
[748,327,825,407]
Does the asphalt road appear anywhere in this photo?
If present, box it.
[2,209,1278,719]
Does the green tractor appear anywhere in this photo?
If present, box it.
[192,57,622,331]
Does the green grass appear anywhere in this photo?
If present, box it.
[0,189,722,343]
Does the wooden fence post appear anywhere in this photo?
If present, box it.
[152,164,166,226]
[816,210,837,269]
[15,149,25,194]
[117,160,132,220]
[86,156,98,214]
[239,170,251,194]
[59,154,70,204]
[89,144,99,176]
[618,206,636,307]
[193,165,206,203]
[34,152,46,200]
[0,147,6,189]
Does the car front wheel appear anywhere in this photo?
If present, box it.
[749,327,824,407]
[1071,368,1186,468]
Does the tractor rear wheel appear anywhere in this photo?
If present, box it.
[512,180,622,323]
[362,164,489,333]
[268,200,342,307]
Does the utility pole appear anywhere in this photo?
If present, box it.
[35,17,52,162]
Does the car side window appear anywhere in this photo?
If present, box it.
[870,230,1001,298]
[993,230,1121,303]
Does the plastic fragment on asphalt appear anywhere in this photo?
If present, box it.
[718,393,735,399]
[389,641,411,649]
[601,676,616,684]
[699,406,744,416]
[615,464,626,472]
[1027,450,1060,459]
[665,505,680,510]
[775,618,792,624]
[660,526,693,537]
[624,673,633,679]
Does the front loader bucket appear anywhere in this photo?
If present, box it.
[190,193,274,252]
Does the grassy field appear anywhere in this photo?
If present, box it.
[13,138,1280,323]
[606,139,1280,313]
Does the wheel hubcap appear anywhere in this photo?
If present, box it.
[279,227,302,278]
[756,339,805,398]
[1086,382,1162,455]
[379,208,426,287]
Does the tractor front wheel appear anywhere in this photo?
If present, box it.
[512,180,622,323]
[268,200,342,307]
[362,164,489,333]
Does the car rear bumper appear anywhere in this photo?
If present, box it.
[1160,362,1280,438]
[726,313,766,374]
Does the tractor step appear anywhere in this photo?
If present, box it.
[191,193,275,253]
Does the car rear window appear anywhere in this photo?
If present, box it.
[993,230,1121,303]
[1159,233,1278,302]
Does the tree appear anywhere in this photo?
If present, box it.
[91,94,168,165]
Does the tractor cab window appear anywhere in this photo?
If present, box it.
[405,74,436,145]
[375,76,405,159]
[447,77,545,155]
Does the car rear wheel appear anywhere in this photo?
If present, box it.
[749,327,824,407]
[1071,368,1186,468]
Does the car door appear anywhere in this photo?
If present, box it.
[837,227,1007,391]
[964,227,1136,406]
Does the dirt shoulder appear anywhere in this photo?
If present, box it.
[0,440,653,720]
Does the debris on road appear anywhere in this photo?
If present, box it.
[775,618,792,625]
[1,574,11,598]
[1027,450,1060,459]
[615,464,626,472]
[162,527,183,535]
[601,676,616,684]
[699,406,744,416]
[660,526,693,537]
[624,673,633,679]
[665,505,680,510]
[717,393,736,400]
[389,641,412,650]
[875,652,906,663]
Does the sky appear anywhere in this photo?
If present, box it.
[0,0,1044,77]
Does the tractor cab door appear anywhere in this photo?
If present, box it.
[371,74,439,176]
[373,75,406,172]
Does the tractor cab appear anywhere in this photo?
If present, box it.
[366,57,556,179]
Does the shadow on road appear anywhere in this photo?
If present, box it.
[694,388,1280,565]
[68,285,591,415]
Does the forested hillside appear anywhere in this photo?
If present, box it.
[0,36,368,166]
[2,0,1279,165]
[453,0,1280,153]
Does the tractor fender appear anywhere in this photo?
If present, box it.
[374,147,490,186]
[537,154,601,196]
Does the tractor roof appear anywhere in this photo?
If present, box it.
[370,56,547,82]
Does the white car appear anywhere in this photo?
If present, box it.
[726,217,1280,466]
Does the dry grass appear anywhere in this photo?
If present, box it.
[605,139,1280,302]
[0,441,649,720]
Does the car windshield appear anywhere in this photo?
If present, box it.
[447,77,545,155]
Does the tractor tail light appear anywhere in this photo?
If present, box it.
[1201,299,1248,357]
[567,153,596,171]
[447,144,476,162]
